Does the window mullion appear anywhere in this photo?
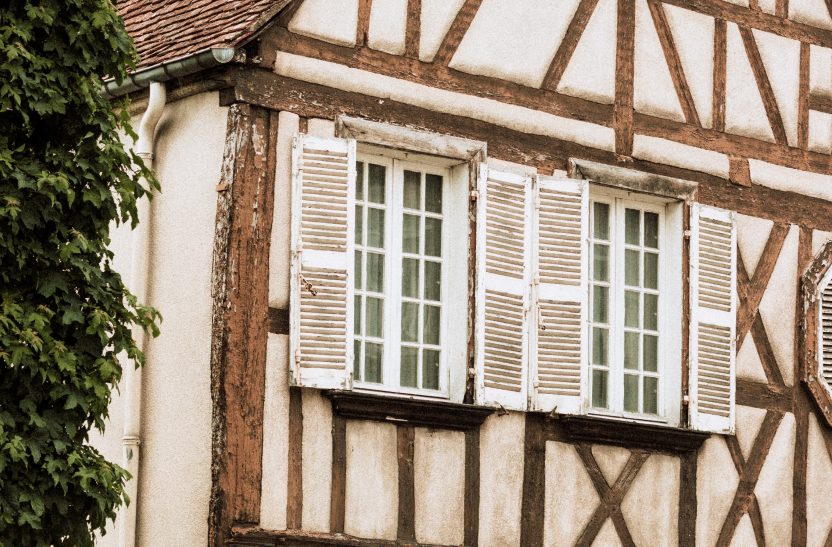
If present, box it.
[387,159,401,390]
[613,199,625,414]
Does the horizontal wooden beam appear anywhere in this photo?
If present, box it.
[558,415,710,452]
[260,27,832,177]
[809,93,832,115]
[660,0,832,49]
[736,380,793,413]
[225,67,832,232]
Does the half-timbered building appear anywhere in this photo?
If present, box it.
[94,0,832,545]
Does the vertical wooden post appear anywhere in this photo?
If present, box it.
[678,450,698,547]
[798,42,810,151]
[330,413,348,533]
[397,425,417,541]
[520,413,546,547]
[614,0,636,157]
[713,19,727,133]
[286,387,304,529]
[464,428,481,547]
[208,104,278,547]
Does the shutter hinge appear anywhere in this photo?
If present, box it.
[684,230,692,239]
[299,274,317,296]
[470,190,479,202]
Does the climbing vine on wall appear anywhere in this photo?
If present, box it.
[0,1,160,545]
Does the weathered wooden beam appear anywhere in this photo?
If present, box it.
[268,306,289,335]
[208,104,277,547]
[405,0,421,59]
[660,0,832,48]
[225,69,832,231]
[520,413,546,547]
[433,0,484,65]
[798,43,810,150]
[750,313,785,387]
[809,93,832,114]
[738,26,788,146]
[330,413,347,534]
[648,0,701,127]
[728,155,751,187]
[355,0,373,46]
[713,19,727,132]
[286,387,303,530]
[463,428,480,547]
[679,451,697,547]
[736,380,792,413]
[396,425,416,541]
[615,0,636,156]
[541,0,601,91]
[229,527,452,546]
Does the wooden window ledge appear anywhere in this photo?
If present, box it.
[325,390,494,431]
[230,527,452,546]
[555,415,710,453]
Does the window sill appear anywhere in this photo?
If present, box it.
[326,390,494,431]
[556,414,710,453]
[230,526,452,546]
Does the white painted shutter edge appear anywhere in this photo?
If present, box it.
[289,134,356,390]
[475,166,532,410]
[689,203,737,434]
[533,175,588,415]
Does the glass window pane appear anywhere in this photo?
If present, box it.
[592,327,608,366]
[368,163,386,204]
[644,253,659,290]
[402,258,419,298]
[423,349,440,390]
[355,250,363,289]
[404,170,421,210]
[355,205,363,245]
[425,218,442,257]
[593,244,609,282]
[624,374,639,412]
[624,331,639,370]
[368,208,385,249]
[366,253,384,293]
[365,342,383,383]
[401,302,419,343]
[644,212,659,249]
[425,174,443,214]
[625,249,640,286]
[354,295,362,335]
[424,261,441,301]
[644,335,658,372]
[423,305,441,345]
[366,297,384,338]
[401,346,418,388]
[644,376,658,414]
[592,369,608,409]
[593,202,609,241]
[644,294,658,331]
[354,340,361,381]
[625,208,640,245]
[356,162,364,201]
[593,285,609,324]
[624,290,640,328]
[403,214,420,254]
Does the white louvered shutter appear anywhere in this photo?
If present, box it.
[532,176,589,414]
[290,134,356,389]
[820,283,832,387]
[689,204,737,433]
[475,166,533,410]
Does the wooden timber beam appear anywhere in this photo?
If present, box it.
[405,0,421,59]
[660,0,832,48]
[433,0,484,65]
[355,0,373,46]
[798,43,810,150]
[224,67,832,231]
[208,104,278,547]
[259,27,832,177]
[738,26,788,146]
[541,0,601,91]
[809,93,832,114]
[615,0,636,156]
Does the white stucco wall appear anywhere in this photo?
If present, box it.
[92,91,227,547]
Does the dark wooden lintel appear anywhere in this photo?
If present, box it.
[326,391,494,430]
[557,415,710,453]
[229,527,450,547]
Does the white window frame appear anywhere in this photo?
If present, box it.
[352,145,469,400]
[586,185,684,426]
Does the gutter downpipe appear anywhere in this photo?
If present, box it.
[118,81,166,547]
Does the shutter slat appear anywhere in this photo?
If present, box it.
[820,284,832,385]
[533,176,588,414]
[690,204,736,433]
[290,135,355,389]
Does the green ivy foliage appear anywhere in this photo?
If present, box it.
[0,1,160,545]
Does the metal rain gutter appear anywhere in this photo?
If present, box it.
[100,47,235,99]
